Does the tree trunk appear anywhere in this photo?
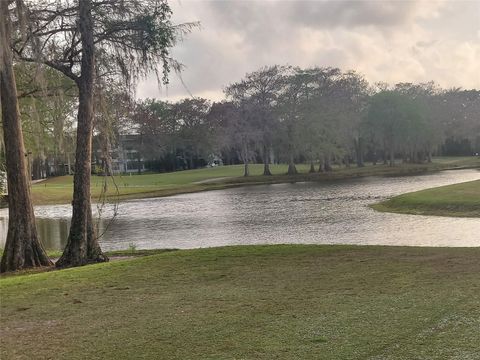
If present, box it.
[171,144,177,171]
[309,161,315,173]
[383,141,388,165]
[287,152,297,175]
[44,158,50,178]
[0,2,52,272]
[324,154,332,172]
[262,145,272,176]
[286,124,297,175]
[101,136,113,176]
[318,155,325,172]
[137,152,142,174]
[188,154,193,170]
[354,137,364,167]
[389,147,395,167]
[66,153,71,175]
[243,162,249,177]
[56,0,107,268]
[33,156,42,180]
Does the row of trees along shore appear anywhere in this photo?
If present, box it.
[127,66,479,177]
[1,1,479,272]
[4,66,479,183]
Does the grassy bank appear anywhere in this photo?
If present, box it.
[372,179,480,217]
[30,156,480,205]
[1,245,480,359]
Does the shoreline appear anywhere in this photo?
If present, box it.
[26,159,480,206]
[371,179,480,218]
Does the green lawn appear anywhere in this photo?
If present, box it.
[1,245,480,359]
[32,164,309,204]
[372,179,480,217]
[30,156,480,205]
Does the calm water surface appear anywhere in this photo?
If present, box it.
[1,169,479,251]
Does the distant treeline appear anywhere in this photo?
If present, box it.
[113,66,479,176]
[3,65,479,178]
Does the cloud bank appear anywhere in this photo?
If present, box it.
[137,0,480,101]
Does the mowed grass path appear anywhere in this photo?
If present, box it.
[1,245,480,359]
[30,156,480,205]
[372,179,480,217]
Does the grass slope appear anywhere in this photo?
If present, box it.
[30,156,480,205]
[1,245,480,359]
[372,179,480,217]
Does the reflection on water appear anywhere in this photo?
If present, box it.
[0,217,106,251]
[0,169,479,251]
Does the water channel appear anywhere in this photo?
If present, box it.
[1,169,479,251]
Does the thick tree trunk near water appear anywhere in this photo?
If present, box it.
[287,152,297,175]
[0,2,52,272]
[324,154,333,172]
[262,145,272,176]
[287,143,298,175]
[243,162,249,177]
[286,124,297,175]
[318,155,325,172]
[56,0,107,268]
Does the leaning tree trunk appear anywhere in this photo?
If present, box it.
[0,2,52,272]
[262,144,272,176]
[56,0,107,268]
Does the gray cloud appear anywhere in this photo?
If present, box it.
[283,1,418,29]
[136,0,480,101]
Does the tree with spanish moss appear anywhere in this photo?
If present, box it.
[0,0,52,272]
[13,0,197,267]
[226,65,286,176]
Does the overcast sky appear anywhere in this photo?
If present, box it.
[137,0,480,101]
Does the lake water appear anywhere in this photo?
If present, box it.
[0,169,479,251]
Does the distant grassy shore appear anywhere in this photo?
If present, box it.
[1,245,480,359]
[28,156,480,205]
[372,179,480,217]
